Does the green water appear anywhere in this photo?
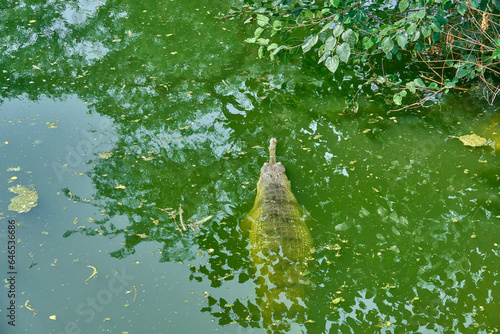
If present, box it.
[0,0,499,333]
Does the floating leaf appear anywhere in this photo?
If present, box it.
[8,185,38,213]
[332,297,342,304]
[99,152,113,159]
[114,185,126,189]
[451,133,488,147]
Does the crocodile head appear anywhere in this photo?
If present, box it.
[259,162,289,188]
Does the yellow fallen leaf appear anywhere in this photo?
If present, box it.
[49,315,56,320]
[29,20,36,23]
[114,185,126,189]
[451,133,488,147]
[10,176,17,180]
[331,297,342,304]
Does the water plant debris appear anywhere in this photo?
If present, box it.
[8,185,38,213]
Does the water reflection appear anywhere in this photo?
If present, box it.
[1,0,499,332]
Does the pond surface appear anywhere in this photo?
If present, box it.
[0,0,499,333]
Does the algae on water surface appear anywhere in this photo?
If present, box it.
[8,185,39,213]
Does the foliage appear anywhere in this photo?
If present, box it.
[228,0,500,108]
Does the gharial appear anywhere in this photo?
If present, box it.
[242,138,313,330]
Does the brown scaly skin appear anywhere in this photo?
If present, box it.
[242,138,313,331]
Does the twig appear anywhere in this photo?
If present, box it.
[85,265,98,281]
[222,80,234,91]
[215,271,234,281]
[179,204,186,231]
[388,87,446,113]
[133,285,137,302]
[153,206,183,236]
[172,216,183,236]
[25,300,36,316]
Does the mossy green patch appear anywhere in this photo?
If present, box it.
[8,185,38,213]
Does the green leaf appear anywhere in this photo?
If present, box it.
[400,89,407,97]
[267,43,279,51]
[318,48,330,64]
[272,20,283,29]
[430,23,441,33]
[258,45,265,59]
[257,14,269,27]
[319,20,334,34]
[381,37,394,54]
[362,36,374,50]
[254,27,264,38]
[457,3,467,15]
[270,45,287,59]
[342,29,356,48]
[406,81,416,93]
[411,30,421,42]
[434,14,447,26]
[456,67,470,79]
[333,24,344,37]
[414,78,425,87]
[244,37,256,44]
[469,0,480,8]
[406,22,417,36]
[396,32,408,49]
[415,40,423,52]
[399,0,410,12]
[256,38,269,46]
[416,9,426,19]
[421,25,432,37]
[444,79,456,88]
[325,55,340,73]
[302,34,319,53]
[393,93,403,105]
[324,36,337,52]
[329,0,341,8]
[492,47,500,59]
[336,42,351,63]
